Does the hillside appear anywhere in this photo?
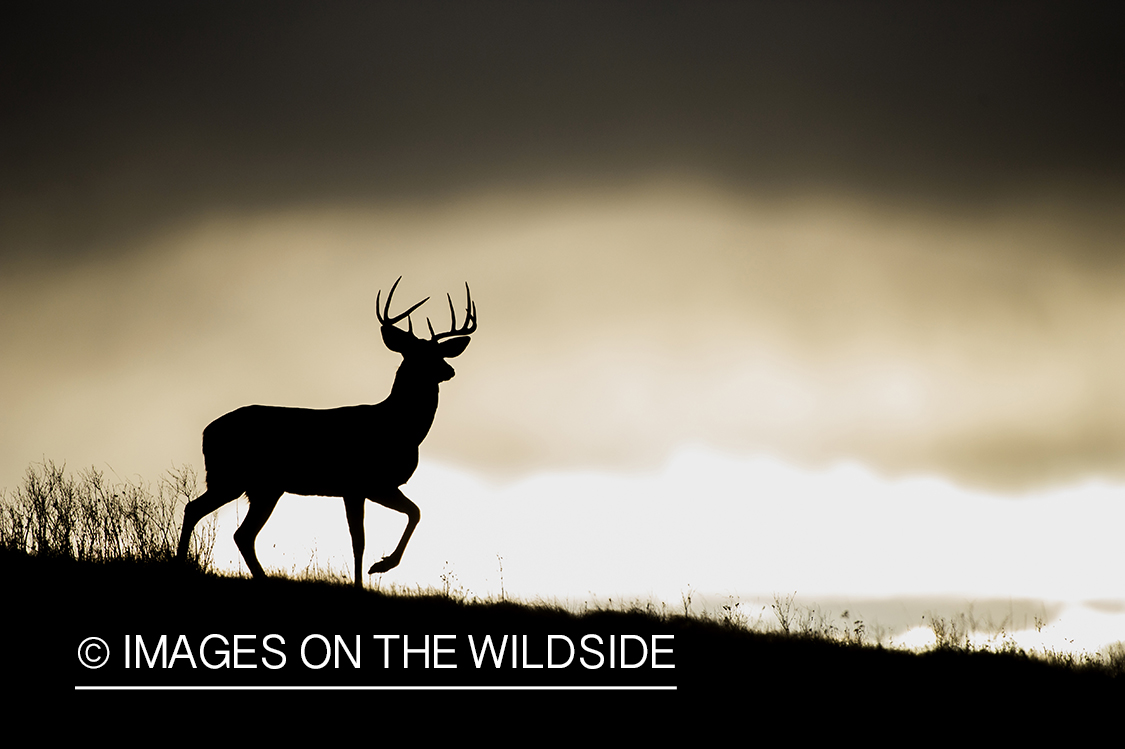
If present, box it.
[8,549,1118,723]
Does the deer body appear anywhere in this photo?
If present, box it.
[203,400,434,498]
[175,279,476,586]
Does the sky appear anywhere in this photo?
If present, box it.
[3,2,1123,652]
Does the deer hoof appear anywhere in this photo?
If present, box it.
[368,557,398,574]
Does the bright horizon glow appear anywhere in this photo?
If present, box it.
[204,444,1125,656]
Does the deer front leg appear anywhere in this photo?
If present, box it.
[343,495,366,587]
[367,488,421,574]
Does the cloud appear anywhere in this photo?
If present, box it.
[2,182,1121,491]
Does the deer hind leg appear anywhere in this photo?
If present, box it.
[343,495,365,588]
[177,486,242,564]
[233,490,282,579]
[367,488,421,574]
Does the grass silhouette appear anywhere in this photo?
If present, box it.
[1,459,213,567]
[5,460,1122,718]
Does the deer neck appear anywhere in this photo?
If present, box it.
[386,364,440,444]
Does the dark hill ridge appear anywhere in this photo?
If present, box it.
[9,550,1120,723]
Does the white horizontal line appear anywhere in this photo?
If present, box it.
[76,685,676,691]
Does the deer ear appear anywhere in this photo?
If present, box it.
[438,336,470,358]
[381,325,416,353]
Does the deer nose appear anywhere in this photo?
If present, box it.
[436,362,456,382]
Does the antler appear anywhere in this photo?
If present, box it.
[427,283,477,341]
[376,276,429,330]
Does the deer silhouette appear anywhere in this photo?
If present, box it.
[175,278,476,586]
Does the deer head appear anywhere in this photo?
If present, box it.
[376,277,477,382]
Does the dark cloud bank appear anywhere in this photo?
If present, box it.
[3,1,1122,261]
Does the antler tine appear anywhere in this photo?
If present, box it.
[464,282,478,334]
[377,276,429,328]
[430,282,477,341]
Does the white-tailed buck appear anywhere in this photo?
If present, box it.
[175,278,476,586]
